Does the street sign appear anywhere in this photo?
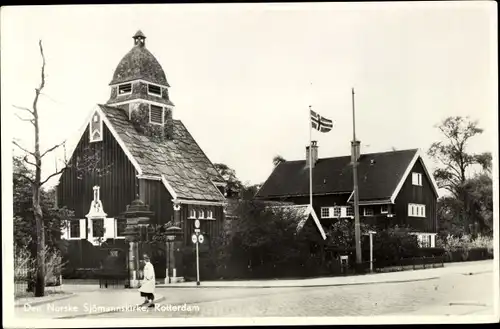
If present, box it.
[194,219,200,229]
[191,234,197,244]
[198,234,204,244]
[194,228,200,233]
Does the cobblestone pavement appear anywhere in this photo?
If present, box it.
[89,271,495,318]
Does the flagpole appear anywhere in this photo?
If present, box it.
[352,88,362,266]
[309,105,313,208]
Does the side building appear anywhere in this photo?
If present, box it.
[255,142,439,247]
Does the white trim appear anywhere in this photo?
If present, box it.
[67,220,83,240]
[380,204,389,214]
[346,190,354,203]
[89,111,104,143]
[174,198,226,206]
[390,149,420,203]
[412,172,423,186]
[110,79,169,90]
[210,180,227,200]
[419,155,440,197]
[390,149,440,203]
[306,205,327,240]
[114,218,126,239]
[320,207,331,219]
[363,207,374,216]
[149,104,165,125]
[161,175,178,200]
[137,174,161,180]
[358,200,393,206]
[408,203,426,218]
[109,99,174,111]
[207,209,214,219]
[188,208,197,219]
[198,209,205,219]
[409,232,437,248]
[117,83,132,96]
[213,181,227,187]
[147,82,163,97]
[97,106,144,175]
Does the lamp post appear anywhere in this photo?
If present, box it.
[368,231,376,273]
[191,219,204,286]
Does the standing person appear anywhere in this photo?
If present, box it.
[139,254,156,307]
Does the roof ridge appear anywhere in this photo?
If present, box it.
[287,148,419,162]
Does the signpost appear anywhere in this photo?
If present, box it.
[192,220,204,286]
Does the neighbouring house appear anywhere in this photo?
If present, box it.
[255,141,439,247]
[56,31,226,280]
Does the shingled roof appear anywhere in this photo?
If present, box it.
[99,104,225,202]
[255,149,419,202]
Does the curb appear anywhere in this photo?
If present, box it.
[157,276,441,289]
[55,295,166,319]
[15,292,76,308]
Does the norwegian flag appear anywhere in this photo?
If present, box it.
[310,109,333,133]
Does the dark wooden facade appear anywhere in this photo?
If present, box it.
[393,159,438,233]
[258,158,437,233]
[57,124,139,219]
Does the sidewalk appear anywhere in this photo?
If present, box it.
[157,260,494,289]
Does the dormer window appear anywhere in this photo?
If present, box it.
[148,84,162,96]
[118,83,132,95]
[149,105,164,125]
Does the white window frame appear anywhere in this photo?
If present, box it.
[188,209,197,219]
[198,209,205,219]
[333,206,341,218]
[147,83,163,97]
[321,207,331,219]
[345,206,354,218]
[380,204,389,214]
[68,220,82,240]
[363,207,374,217]
[207,210,214,220]
[412,172,423,186]
[90,218,105,239]
[408,203,426,218]
[117,83,132,96]
[115,218,126,239]
[149,105,164,125]
[89,111,103,143]
[410,233,436,248]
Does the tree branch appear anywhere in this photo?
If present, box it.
[40,167,67,187]
[40,141,66,159]
[14,113,35,126]
[12,140,35,156]
[17,172,35,185]
[13,105,35,117]
[23,155,40,169]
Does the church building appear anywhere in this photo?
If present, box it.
[56,31,226,282]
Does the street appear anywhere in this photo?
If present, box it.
[84,271,494,318]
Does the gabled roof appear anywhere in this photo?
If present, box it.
[98,104,225,202]
[255,149,435,202]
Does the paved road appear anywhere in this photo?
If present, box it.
[89,271,495,318]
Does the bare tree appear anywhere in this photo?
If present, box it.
[12,40,108,296]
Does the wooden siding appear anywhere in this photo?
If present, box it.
[394,158,438,232]
[139,179,173,226]
[181,204,224,248]
[57,123,139,219]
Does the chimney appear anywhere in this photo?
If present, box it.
[351,140,361,163]
[306,141,319,168]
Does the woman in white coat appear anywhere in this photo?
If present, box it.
[139,254,156,307]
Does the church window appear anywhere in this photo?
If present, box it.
[198,209,205,219]
[148,84,162,96]
[207,210,214,219]
[149,105,164,125]
[69,220,81,239]
[92,218,105,238]
[89,111,103,143]
[118,83,132,95]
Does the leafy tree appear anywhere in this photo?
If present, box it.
[213,163,243,198]
[272,155,286,167]
[427,116,492,235]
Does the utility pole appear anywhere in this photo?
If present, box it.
[351,88,362,266]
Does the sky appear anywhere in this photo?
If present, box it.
[1,3,497,193]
